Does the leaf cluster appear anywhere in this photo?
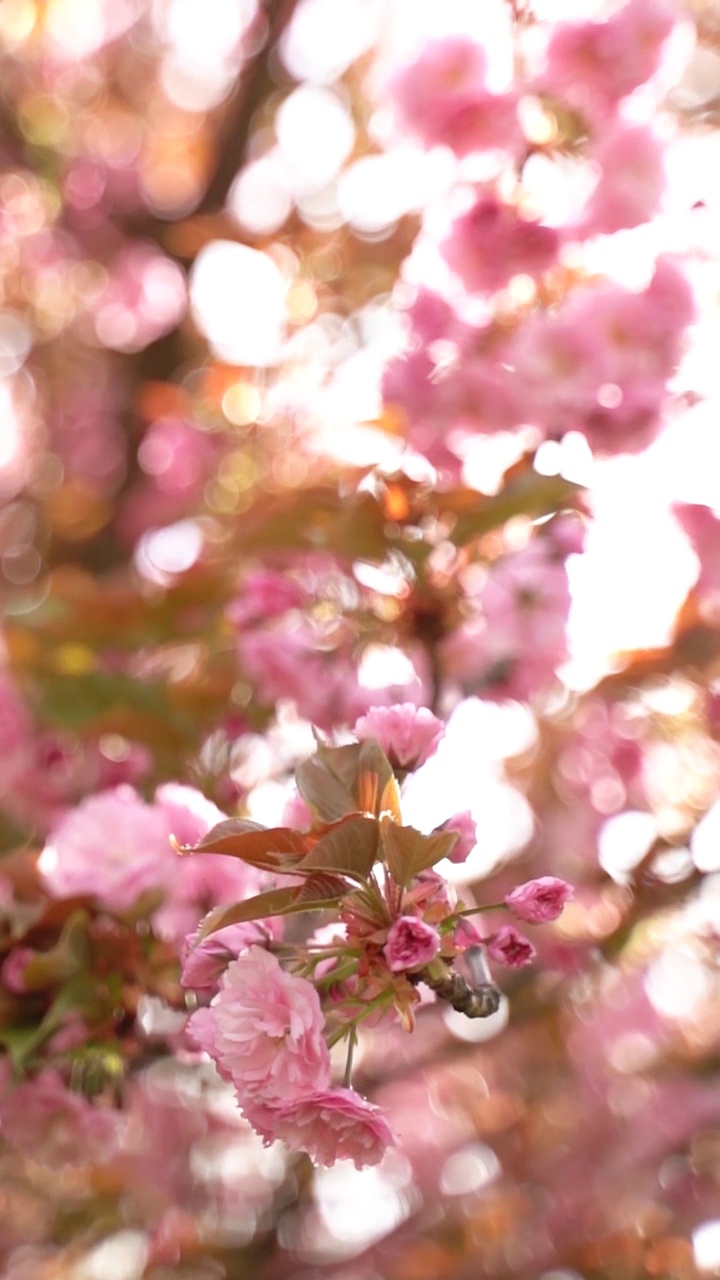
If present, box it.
[182,738,459,940]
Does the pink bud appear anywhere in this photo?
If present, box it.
[384,916,441,972]
[505,876,574,924]
[1,947,35,994]
[486,926,536,968]
[437,811,477,863]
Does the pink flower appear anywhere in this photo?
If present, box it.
[505,876,574,924]
[441,194,560,296]
[384,916,440,972]
[39,786,176,912]
[539,0,680,123]
[389,37,521,157]
[353,703,444,771]
[577,124,666,238]
[486,926,536,968]
[228,571,306,629]
[246,1088,395,1169]
[674,503,720,597]
[505,258,694,455]
[437,811,477,864]
[90,242,186,353]
[441,538,571,702]
[186,946,330,1103]
[1,946,34,994]
[181,921,279,995]
[0,1071,121,1167]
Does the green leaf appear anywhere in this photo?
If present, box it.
[234,487,388,562]
[298,816,379,879]
[447,471,582,547]
[22,909,90,992]
[195,879,346,940]
[0,1025,44,1075]
[380,815,459,887]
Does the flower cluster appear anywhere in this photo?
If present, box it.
[179,706,573,1167]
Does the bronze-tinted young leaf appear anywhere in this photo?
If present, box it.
[355,738,394,815]
[298,816,379,879]
[378,774,402,823]
[186,817,267,850]
[195,882,344,941]
[180,819,315,871]
[296,738,396,823]
[295,872,348,902]
[296,748,358,822]
[448,470,582,547]
[380,815,459,887]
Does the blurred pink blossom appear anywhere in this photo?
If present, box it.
[228,570,306,629]
[90,243,186,353]
[39,785,175,911]
[390,37,521,156]
[0,1071,121,1167]
[0,946,34,995]
[578,124,666,236]
[539,0,680,123]
[441,193,561,296]
[436,811,477,864]
[674,502,720,596]
[441,538,570,702]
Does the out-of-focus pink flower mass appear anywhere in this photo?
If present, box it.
[3,0,720,1275]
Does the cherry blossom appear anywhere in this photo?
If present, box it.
[186,946,331,1104]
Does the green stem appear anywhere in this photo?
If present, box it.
[455,903,506,918]
[343,1028,357,1088]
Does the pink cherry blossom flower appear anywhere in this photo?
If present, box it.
[353,703,444,771]
[441,538,571,702]
[674,502,720,597]
[228,570,306,629]
[1,946,34,994]
[90,242,186,353]
[577,124,666,238]
[186,945,330,1103]
[0,1071,121,1167]
[180,921,279,995]
[539,0,680,124]
[486,925,536,968]
[441,193,561,296]
[389,37,521,157]
[505,256,694,454]
[432,90,522,159]
[437,811,477,864]
[245,1088,395,1169]
[384,916,440,972]
[39,785,176,912]
[505,876,574,924]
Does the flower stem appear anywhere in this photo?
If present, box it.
[343,1028,357,1088]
